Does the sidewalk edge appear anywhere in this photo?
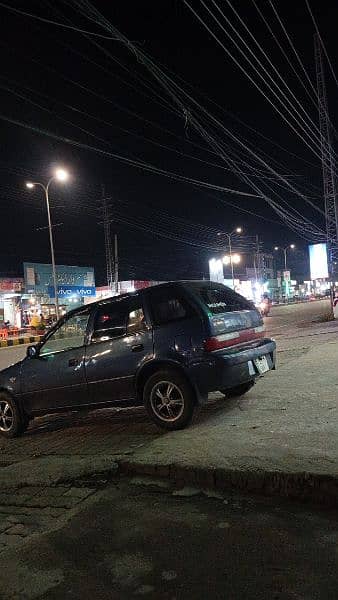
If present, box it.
[118,459,338,506]
[0,336,42,348]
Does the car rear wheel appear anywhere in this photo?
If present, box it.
[0,392,28,438]
[220,381,254,398]
[144,369,195,431]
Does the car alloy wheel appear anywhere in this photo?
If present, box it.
[0,399,14,432]
[150,380,185,422]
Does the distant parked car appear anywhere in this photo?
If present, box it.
[0,281,276,437]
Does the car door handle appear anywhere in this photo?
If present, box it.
[68,358,80,367]
[131,344,144,352]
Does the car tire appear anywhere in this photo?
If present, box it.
[0,392,28,438]
[220,381,254,398]
[144,369,195,431]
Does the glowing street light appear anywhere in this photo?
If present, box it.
[218,227,243,288]
[55,168,69,182]
[25,168,70,320]
[274,244,296,270]
[223,253,241,266]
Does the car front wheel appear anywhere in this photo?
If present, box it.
[0,392,28,438]
[144,369,195,431]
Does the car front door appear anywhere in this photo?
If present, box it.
[85,297,153,404]
[20,308,91,413]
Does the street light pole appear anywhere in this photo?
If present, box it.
[26,169,69,321]
[227,233,235,289]
[274,244,295,300]
[218,227,242,290]
[274,244,295,272]
[45,182,60,320]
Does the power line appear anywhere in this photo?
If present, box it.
[219,0,325,149]
[71,0,325,236]
[0,112,262,198]
[0,1,119,39]
[185,0,324,160]
[305,0,338,92]
[268,0,317,98]
[251,0,318,108]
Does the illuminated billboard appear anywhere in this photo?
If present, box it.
[309,243,329,280]
[24,263,95,298]
[209,258,224,283]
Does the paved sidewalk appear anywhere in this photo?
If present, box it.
[119,336,338,504]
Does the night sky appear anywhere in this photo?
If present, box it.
[1,0,337,285]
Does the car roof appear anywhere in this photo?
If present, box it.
[65,280,225,318]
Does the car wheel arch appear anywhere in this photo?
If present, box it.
[0,387,29,419]
[135,360,197,403]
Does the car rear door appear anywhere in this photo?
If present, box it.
[85,296,153,403]
[145,285,205,359]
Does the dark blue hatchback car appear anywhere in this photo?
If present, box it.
[0,281,276,437]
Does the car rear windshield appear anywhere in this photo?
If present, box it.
[194,285,253,314]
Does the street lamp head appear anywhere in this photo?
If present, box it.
[290,244,295,249]
[223,255,231,265]
[55,168,69,182]
[26,182,35,189]
[274,246,279,251]
[232,254,241,264]
[235,227,242,234]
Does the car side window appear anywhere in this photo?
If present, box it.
[40,311,90,356]
[92,301,129,343]
[127,306,147,334]
[149,290,195,326]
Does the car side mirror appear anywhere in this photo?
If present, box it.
[27,345,39,359]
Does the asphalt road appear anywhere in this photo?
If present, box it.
[266,298,331,334]
[1,480,337,599]
[0,343,28,371]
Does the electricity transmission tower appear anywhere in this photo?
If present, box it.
[314,33,338,281]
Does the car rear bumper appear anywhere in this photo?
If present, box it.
[188,338,276,400]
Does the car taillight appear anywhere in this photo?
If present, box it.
[204,326,265,352]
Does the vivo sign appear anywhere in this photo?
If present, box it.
[48,285,96,298]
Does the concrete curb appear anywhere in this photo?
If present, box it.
[0,335,41,348]
[118,460,338,506]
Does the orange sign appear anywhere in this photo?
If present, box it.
[0,278,24,292]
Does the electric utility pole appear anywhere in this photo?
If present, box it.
[114,233,119,294]
[101,185,114,294]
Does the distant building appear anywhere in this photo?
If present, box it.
[95,280,162,300]
[245,253,274,282]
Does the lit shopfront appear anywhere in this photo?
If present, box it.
[23,262,96,322]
